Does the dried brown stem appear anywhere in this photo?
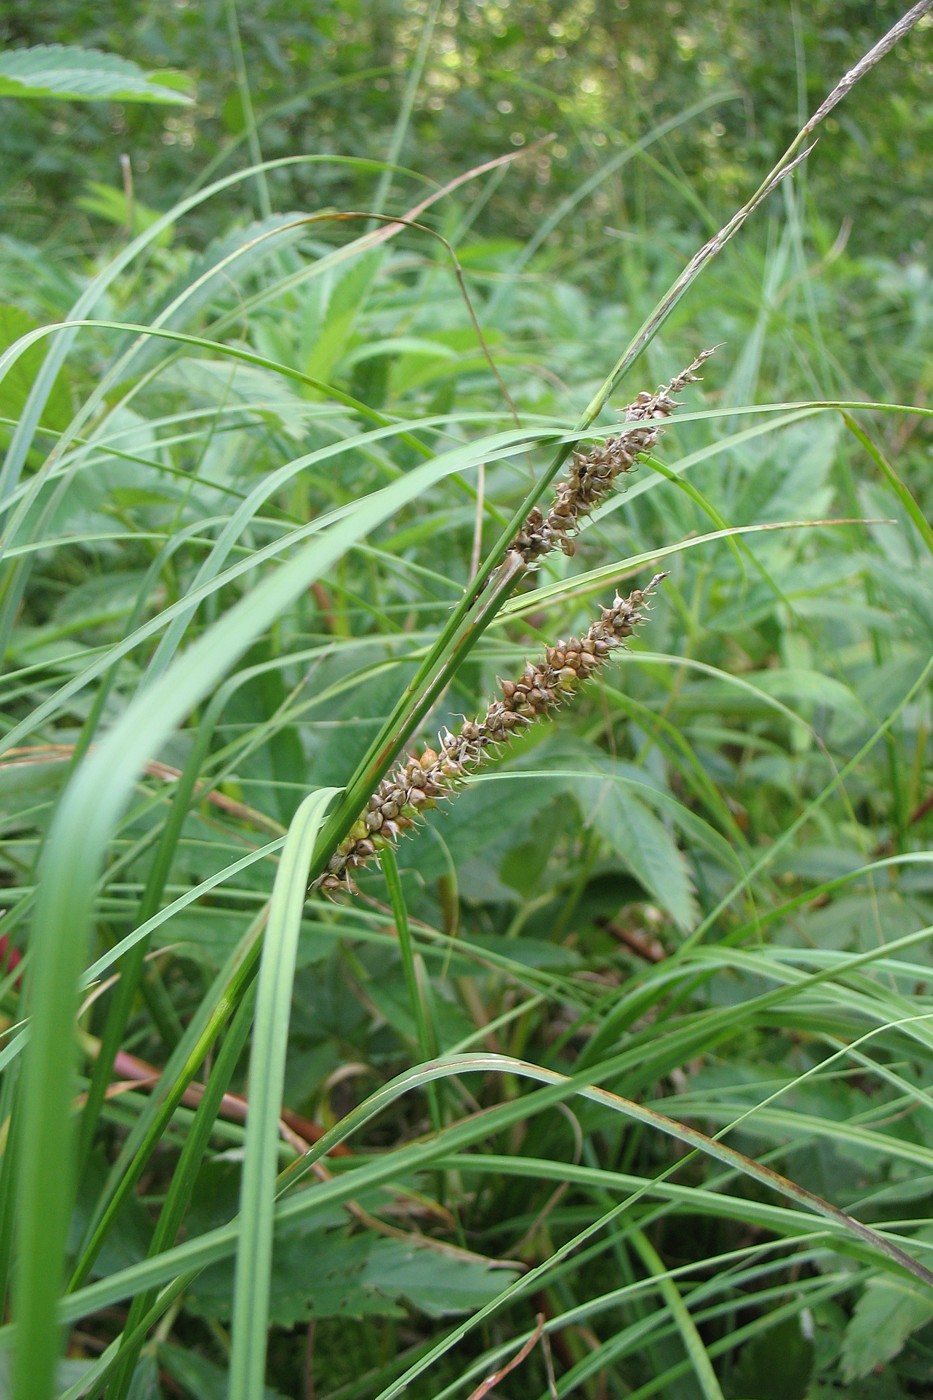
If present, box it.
[465,1314,546,1400]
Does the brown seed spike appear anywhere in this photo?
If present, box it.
[312,573,669,899]
[503,352,713,568]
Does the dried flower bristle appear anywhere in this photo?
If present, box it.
[508,349,714,565]
[318,574,667,895]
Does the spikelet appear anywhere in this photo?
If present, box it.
[508,349,714,564]
[317,574,668,895]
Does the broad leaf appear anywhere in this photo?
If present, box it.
[158,1344,286,1400]
[842,1271,933,1381]
[583,776,699,932]
[0,44,192,103]
[0,305,74,433]
[730,1314,814,1400]
[188,1226,519,1325]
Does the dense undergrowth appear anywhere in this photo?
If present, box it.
[2,8,933,1400]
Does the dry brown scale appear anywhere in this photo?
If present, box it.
[317,350,713,896]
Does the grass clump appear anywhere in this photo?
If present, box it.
[1,7,933,1400]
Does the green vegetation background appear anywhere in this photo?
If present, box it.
[4,1,932,256]
[1,4,933,1400]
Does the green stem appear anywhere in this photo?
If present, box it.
[383,847,442,1135]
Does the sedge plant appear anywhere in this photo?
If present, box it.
[0,6,932,1400]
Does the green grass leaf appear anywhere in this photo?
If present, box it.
[228,788,337,1400]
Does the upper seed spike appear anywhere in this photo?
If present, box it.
[507,351,713,566]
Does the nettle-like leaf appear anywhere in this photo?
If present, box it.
[0,44,193,103]
[413,733,700,929]
[842,1259,933,1382]
[399,767,574,890]
[732,415,839,526]
[187,1226,520,1325]
[543,738,698,932]
[582,774,699,933]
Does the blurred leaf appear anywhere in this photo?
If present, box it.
[468,934,582,969]
[188,1226,518,1325]
[123,215,314,379]
[363,1239,518,1318]
[0,44,193,103]
[842,1274,933,1382]
[728,1315,813,1400]
[302,251,383,389]
[124,1352,160,1400]
[365,975,475,1049]
[71,1152,152,1279]
[158,1343,286,1400]
[0,304,74,432]
[734,416,838,525]
[75,183,174,245]
[742,668,863,721]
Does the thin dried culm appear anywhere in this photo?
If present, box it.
[508,349,714,564]
[318,573,668,895]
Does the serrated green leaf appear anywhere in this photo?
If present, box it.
[581,776,699,932]
[0,44,193,103]
[842,1275,933,1381]
[189,1227,518,1326]
[363,1239,517,1318]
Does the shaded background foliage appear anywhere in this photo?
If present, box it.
[3,0,932,258]
[3,4,933,1398]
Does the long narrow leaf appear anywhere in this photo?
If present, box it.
[228,789,337,1400]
